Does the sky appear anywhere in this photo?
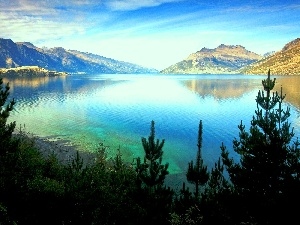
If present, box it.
[1,0,300,70]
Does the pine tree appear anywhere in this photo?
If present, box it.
[135,120,169,192]
[203,158,230,201]
[135,120,173,225]
[0,78,16,155]
[200,157,234,225]
[221,70,300,224]
[186,120,209,198]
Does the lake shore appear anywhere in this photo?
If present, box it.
[20,132,187,191]
[14,132,96,165]
[0,66,68,77]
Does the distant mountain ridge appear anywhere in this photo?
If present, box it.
[241,38,300,75]
[2,37,299,76]
[160,44,263,74]
[0,38,158,74]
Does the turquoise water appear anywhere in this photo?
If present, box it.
[6,73,300,187]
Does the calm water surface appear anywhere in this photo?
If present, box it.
[5,74,300,188]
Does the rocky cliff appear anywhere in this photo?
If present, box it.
[160,44,262,74]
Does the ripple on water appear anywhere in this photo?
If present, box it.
[8,74,300,179]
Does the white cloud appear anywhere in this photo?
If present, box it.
[104,0,182,11]
[1,0,57,15]
[0,11,86,44]
[1,0,299,70]
[0,0,109,43]
[1,0,182,13]
[224,3,300,14]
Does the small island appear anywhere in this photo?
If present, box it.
[0,66,68,77]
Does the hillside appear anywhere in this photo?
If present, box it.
[0,38,158,74]
[241,38,300,75]
[160,44,262,74]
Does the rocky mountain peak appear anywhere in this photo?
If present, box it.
[198,47,213,53]
[17,42,37,49]
[161,44,262,74]
[217,44,244,50]
[282,38,300,51]
[0,38,14,45]
[47,47,68,54]
[189,44,261,60]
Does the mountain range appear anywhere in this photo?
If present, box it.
[161,38,300,75]
[0,38,158,74]
[160,44,263,74]
[1,37,299,75]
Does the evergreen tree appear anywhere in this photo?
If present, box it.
[0,78,16,155]
[0,78,19,225]
[135,120,173,225]
[203,158,231,201]
[186,120,209,198]
[135,120,169,192]
[221,70,300,224]
[173,121,211,224]
[173,182,193,213]
[201,158,233,225]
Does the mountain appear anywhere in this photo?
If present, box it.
[0,38,158,74]
[160,44,262,74]
[241,38,300,75]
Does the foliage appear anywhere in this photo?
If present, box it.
[186,120,209,198]
[200,158,234,225]
[134,120,173,224]
[221,70,300,224]
[1,71,300,225]
[169,205,203,225]
[0,202,17,225]
[135,120,169,192]
[0,78,16,155]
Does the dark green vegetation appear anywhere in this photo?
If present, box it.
[1,70,300,225]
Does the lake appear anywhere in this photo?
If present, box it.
[4,73,300,189]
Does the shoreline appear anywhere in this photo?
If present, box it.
[0,66,68,77]
[14,132,96,166]
[13,132,187,191]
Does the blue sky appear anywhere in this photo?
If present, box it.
[1,0,299,70]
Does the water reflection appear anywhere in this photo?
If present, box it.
[5,74,300,189]
[2,76,67,90]
[184,78,261,99]
[275,76,300,109]
[183,75,300,110]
